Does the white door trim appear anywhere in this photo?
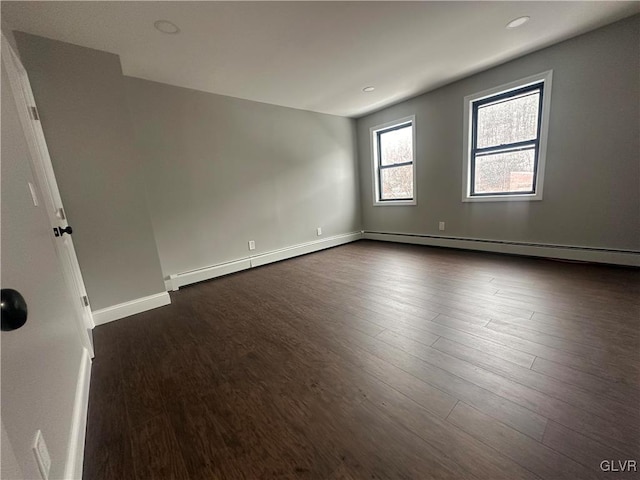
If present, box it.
[63,347,92,480]
[2,33,95,355]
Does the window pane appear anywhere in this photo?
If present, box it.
[474,150,535,194]
[381,165,413,200]
[476,90,539,148]
[380,125,412,166]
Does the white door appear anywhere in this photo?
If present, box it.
[2,35,94,355]
[2,54,89,478]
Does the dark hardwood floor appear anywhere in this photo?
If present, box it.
[83,240,640,479]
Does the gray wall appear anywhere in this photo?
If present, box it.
[357,15,640,251]
[15,33,166,310]
[125,77,360,278]
[1,18,19,53]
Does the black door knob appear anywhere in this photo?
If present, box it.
[1,289,28,331]
[54,226,73,237]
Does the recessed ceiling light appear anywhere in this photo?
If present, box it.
[506,16,530,29]
[362,86,375,93]
[154,20,180,34]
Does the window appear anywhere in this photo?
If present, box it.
[463,71,552,202]
[371,116,416,205]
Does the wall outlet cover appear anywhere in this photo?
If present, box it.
[248,240,256,251]
[317,227,322,236]
[33,430,51,480]
[439,222,445,231]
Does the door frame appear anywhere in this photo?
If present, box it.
[2,33,95,356]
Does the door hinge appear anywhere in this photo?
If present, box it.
[29,106,39,121]
[82,295,89,307]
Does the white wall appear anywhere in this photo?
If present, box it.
[356,15,640,253]
[125,77,361,278]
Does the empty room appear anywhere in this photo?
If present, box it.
[1,1,639,479]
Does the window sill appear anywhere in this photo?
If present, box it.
[462,194,542,203]
[373,199,417,207]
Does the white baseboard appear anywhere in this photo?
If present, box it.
[92,292,171,325]
[167,258,252,291]
[167,231,363,291]
[250,232,363,268]
[363,231,640,267]
[63,348,91,480]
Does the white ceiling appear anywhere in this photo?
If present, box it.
[2,1,638,117]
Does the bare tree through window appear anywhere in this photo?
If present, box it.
[471,85,543,196]
[376,122,414,201]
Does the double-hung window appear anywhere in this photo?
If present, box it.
[463,71,552,202]
[371,116,416,205]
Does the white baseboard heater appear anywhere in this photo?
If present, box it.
[166,231,363,291]
[363,231,640,267]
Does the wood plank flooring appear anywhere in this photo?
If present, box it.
[83,240,640,479]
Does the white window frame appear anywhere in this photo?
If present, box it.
[462,70,553,202]
[370,115,417,206]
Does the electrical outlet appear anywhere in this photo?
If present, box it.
[439,221,445,231]
[33,430,51,480]
[316,227,322,236]
[248,240,256,251]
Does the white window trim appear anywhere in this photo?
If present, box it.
[370,115,417,206]
[462,70,553,203]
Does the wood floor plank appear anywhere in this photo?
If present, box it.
[285,256,532,337]
[187,304,471,479]
[387,318,538,368]
[338,326,550,440]
[492,287,640,323]
[240,264,549,440]
[285,256,534,322]
[83,240,640,479]
[377,329,639,455]
[490,279,639,307]
[531,356,640,404]
[499,311,640,350]
[130,414,190,480]
[214,266,543,478]
[82,435,133,480]
[431,336,640,422]
[447,402,600,480]
[182,274,492,480]
[212,271,460,421]
[425,315,638,383]
[542,420,640,479]
[355,384,539,480]
[164,394,236,479]
[486,319,640,363]
[85,350,127,445]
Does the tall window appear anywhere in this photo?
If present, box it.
[371,116,416,205]
[463,71,552,202]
